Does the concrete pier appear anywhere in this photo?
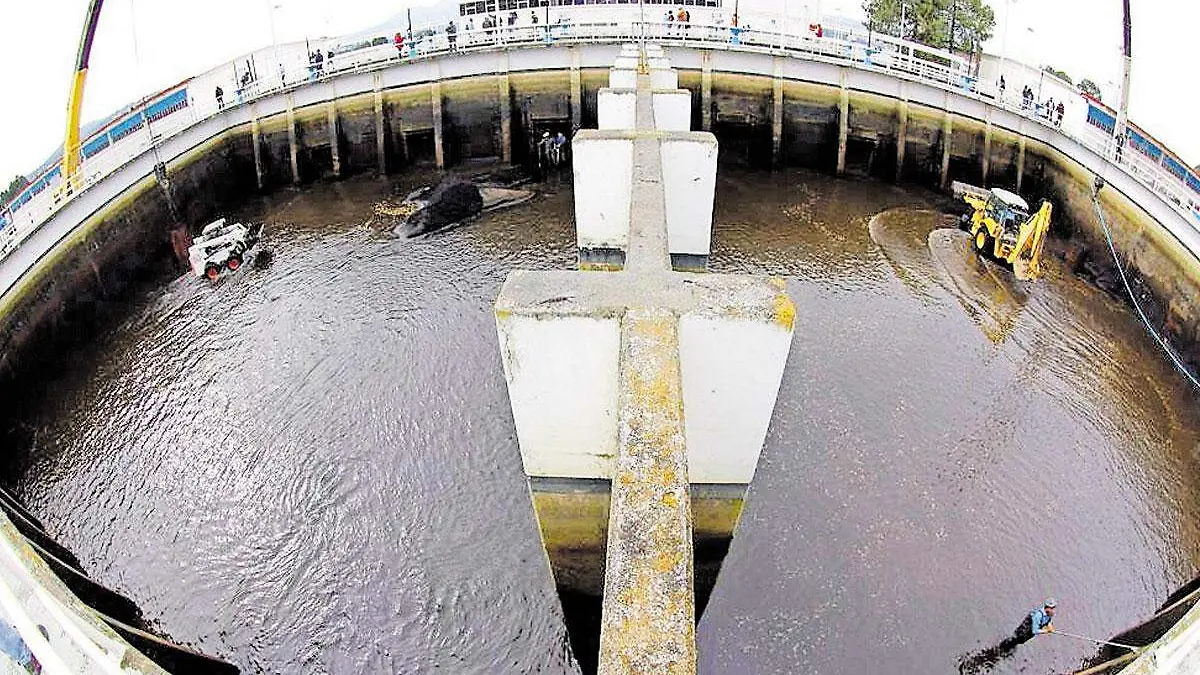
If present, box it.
[771,57,784,168]
[981,111,994,185]
[570,48,583,131]
[286,96,301,185]
[940,105,953,190]
[431,80,445,170]
[251,113,265,190]
[326,101,342,177]
[373,74,387,176]
[836,70,850,176]
[499,55,513,164]
[496,45,795,672]
[1016,134,1027,192]
[896,98,909,183]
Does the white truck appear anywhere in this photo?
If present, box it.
[188,218,262,280]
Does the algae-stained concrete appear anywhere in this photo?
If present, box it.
[531,481,744,601]
[1033,141,1200,363]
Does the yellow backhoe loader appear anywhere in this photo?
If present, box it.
[953,182,1052,281]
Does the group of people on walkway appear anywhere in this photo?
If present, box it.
[307,50,333,79]
[444,10,555,52]
[1000,77,1065,127]
[664,8,693,35]
[1022,86,1064,127]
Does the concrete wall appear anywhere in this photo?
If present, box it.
[573,135,634,256]
[679,312,794,484]
[499,315,621,479]
[660,137,718,259]
[598,90,636,130]
[652,91,692,132]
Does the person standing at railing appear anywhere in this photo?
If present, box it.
[1055,101,1065,127]
[447,21,458,51]
[214,86,224,110]
[394,32,405,56]
[679,8,690,37]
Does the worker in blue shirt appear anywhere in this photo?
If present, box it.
[0,620,37,673]
[1029,600,1057,635]
[960,599,1058,673]
[999,598,1056,650]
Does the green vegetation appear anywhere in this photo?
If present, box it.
[1078,78,1102,101]
[1,175,29,206]
[862,0,995,54]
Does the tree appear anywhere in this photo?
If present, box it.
[947,0,995,55]
[1078,78,1102,101]
[1043,66,1073,85]
[863,0,994,53]
[862,0,907,38]
[0,175,28,206]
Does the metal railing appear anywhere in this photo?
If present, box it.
[3,16,1197,263]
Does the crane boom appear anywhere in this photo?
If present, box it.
[62,0,106,192]
[1011,201,1052,280]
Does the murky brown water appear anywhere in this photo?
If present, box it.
[3,167,1200,674]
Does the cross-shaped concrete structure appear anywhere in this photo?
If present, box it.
[495,44,795,673]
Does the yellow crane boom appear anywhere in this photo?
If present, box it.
[1010,201,1052,280]
[62,0,106,193]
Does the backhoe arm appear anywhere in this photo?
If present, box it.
[1010,201,1053,280]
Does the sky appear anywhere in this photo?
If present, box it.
[0,0,1196,184]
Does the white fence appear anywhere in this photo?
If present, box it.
[2,15,1197,263]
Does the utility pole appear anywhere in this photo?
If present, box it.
[264,0,284,88]
[948,0,957,53]
[1114,0,1132,154]
[639,0,645,45]
[997,0,1012,97]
